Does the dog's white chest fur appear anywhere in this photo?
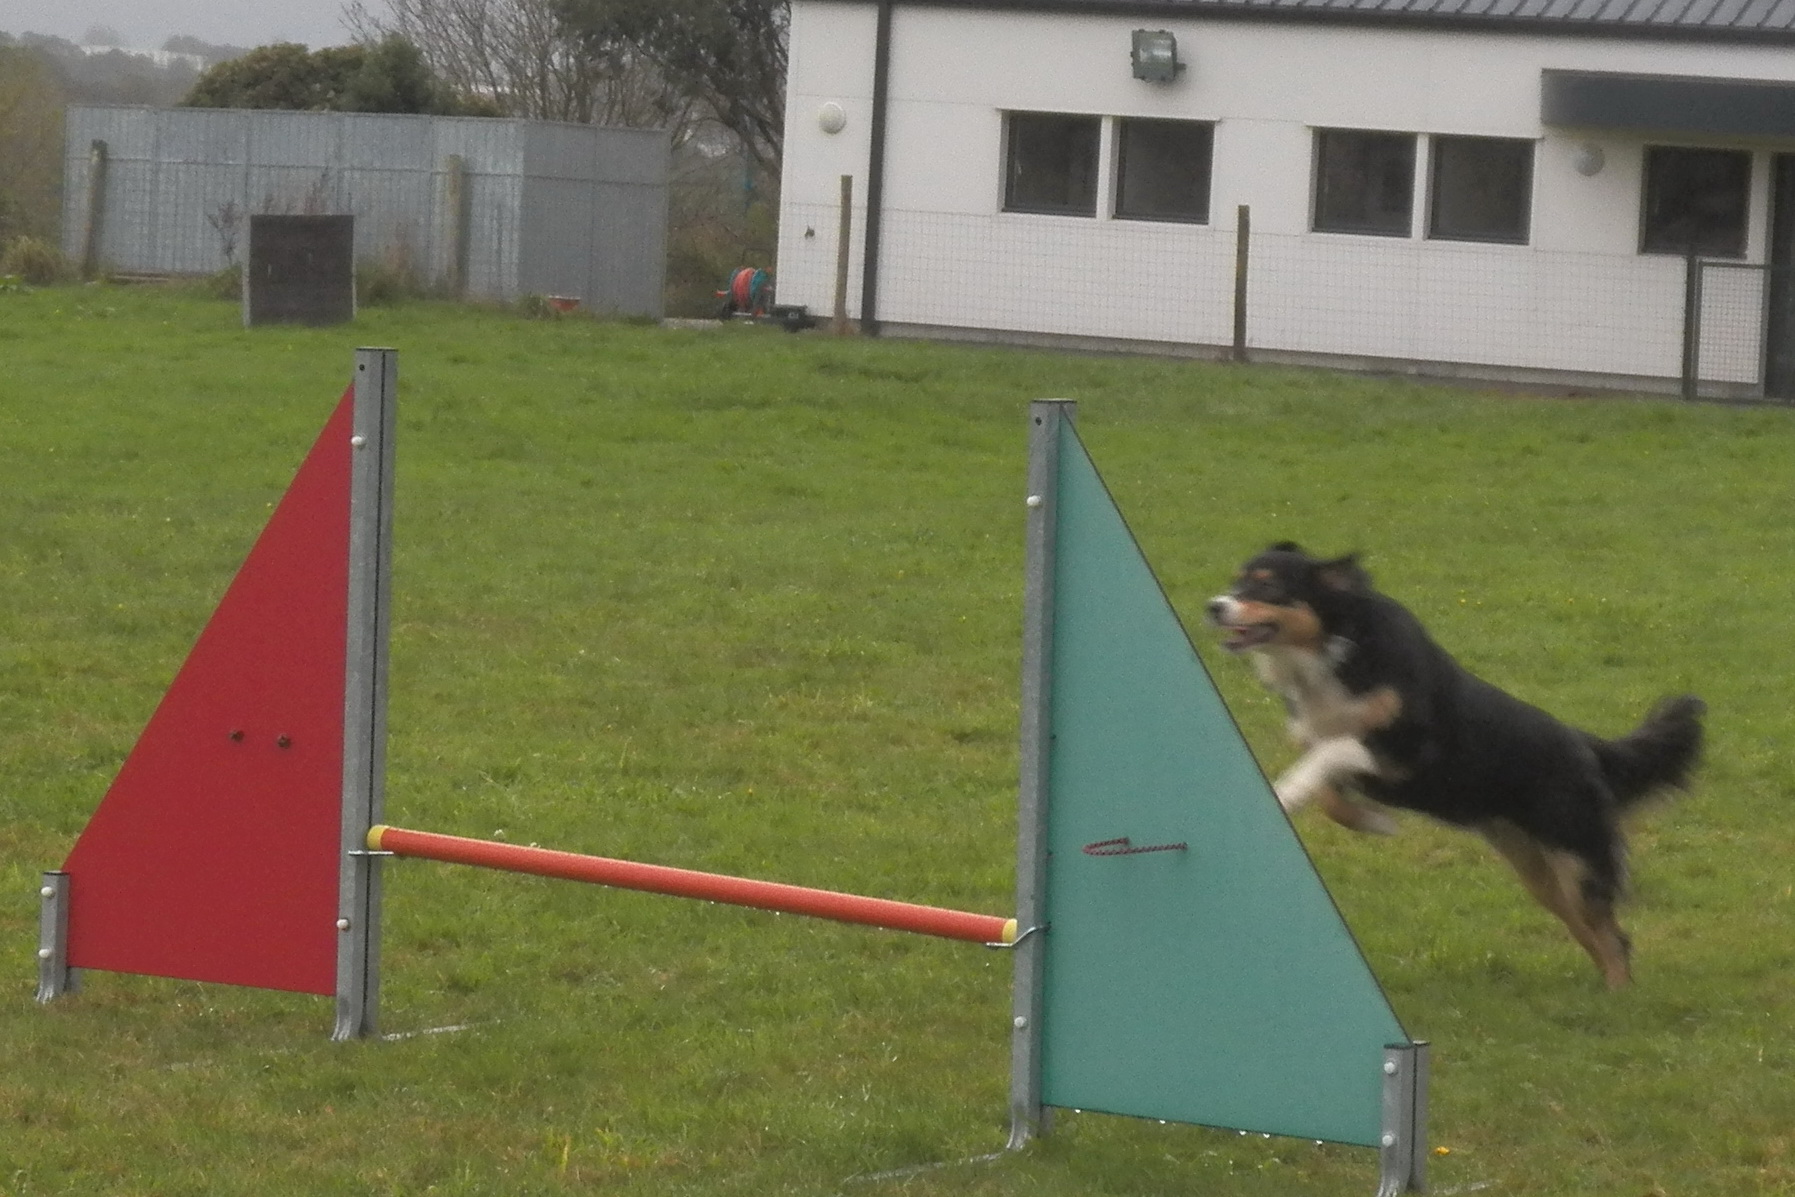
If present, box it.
[1247,642,1393,827]
[1252,644,1360,747]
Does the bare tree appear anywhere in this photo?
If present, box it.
[558,0,787,182]
[344,0,695,133]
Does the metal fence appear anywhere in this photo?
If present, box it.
[779,196,1795,400]
[63,105,669,315]
[1683,258,1795,401]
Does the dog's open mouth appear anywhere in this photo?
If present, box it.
[1220,622,1278,652]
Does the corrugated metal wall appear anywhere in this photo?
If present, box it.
[518,122,667,315]
[63,105,667,314]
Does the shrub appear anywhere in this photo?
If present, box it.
[515,293,560,320]
[356,248,427,307]
[663,141,779,318]
[202,262,243,300]
[664,199,778,319]
[0,236,69,285]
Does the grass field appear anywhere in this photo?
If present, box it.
[3,284,1792,1196]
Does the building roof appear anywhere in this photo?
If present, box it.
[879,0,1795,43]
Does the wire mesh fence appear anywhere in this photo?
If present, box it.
[874,207,1238,345]
[777,199,1791,401]
[1686,259,1772,396]
[1247,231,1691,379]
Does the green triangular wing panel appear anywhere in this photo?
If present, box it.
[1039,424,1407,1148]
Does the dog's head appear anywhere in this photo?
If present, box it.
[1205,541,1370,654]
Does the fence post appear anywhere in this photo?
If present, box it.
[80,140,109,280]
[444,155,470,299]
[1681,251,1700,402]
[833,174,854,335]
[1233,204,1251,363]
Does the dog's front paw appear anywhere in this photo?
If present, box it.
[1273,776,1311,812]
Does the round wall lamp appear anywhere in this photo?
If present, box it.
[818,102,847,135]
[1572,143,1605,177]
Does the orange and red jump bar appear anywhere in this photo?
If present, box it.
[367,825,1018,946]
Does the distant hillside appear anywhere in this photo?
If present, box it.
[0,30,248,105]
[0,30,249,241]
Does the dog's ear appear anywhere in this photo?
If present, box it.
[1268,540,1306,555]
[1315,553,1371,592]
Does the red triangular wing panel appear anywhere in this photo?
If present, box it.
[62,389,353,995]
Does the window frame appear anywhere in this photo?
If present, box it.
[1002,110,1102,218]
[1639,145,1752,259]
[1311,127,1418,238]
[1112,116,1215,225]
[1426,134,1535,245]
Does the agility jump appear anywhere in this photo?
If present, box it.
[37,350,1429,1195]
[365,824,1017,945]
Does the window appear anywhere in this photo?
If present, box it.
[1313,129,1416,236]
[1641,146,1751,257]
[1429,136,1533,244]
[1114,118,1213,223]
[1004,112,1101,217]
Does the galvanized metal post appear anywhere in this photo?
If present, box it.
[334,348,398,1041]
[1008,399,1073,1150]
[35,871,75,1002]
[1377,1041,1430,1195]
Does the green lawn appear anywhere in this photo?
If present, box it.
[2,285,1792,1195]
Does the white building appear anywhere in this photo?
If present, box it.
[775,0,1795,397]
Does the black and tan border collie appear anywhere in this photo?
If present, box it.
[1206,542,1704,989]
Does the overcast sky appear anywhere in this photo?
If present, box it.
[2,0,377,50]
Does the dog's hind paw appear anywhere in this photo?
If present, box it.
[1318,788,1400,835]
[1353,808,1401,836]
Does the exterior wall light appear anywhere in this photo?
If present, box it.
[818,101,847,134]
[1131,29,1184,83]
[1572,142,1605,176]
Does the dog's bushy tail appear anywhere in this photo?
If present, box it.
[1590,695,1707,809]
